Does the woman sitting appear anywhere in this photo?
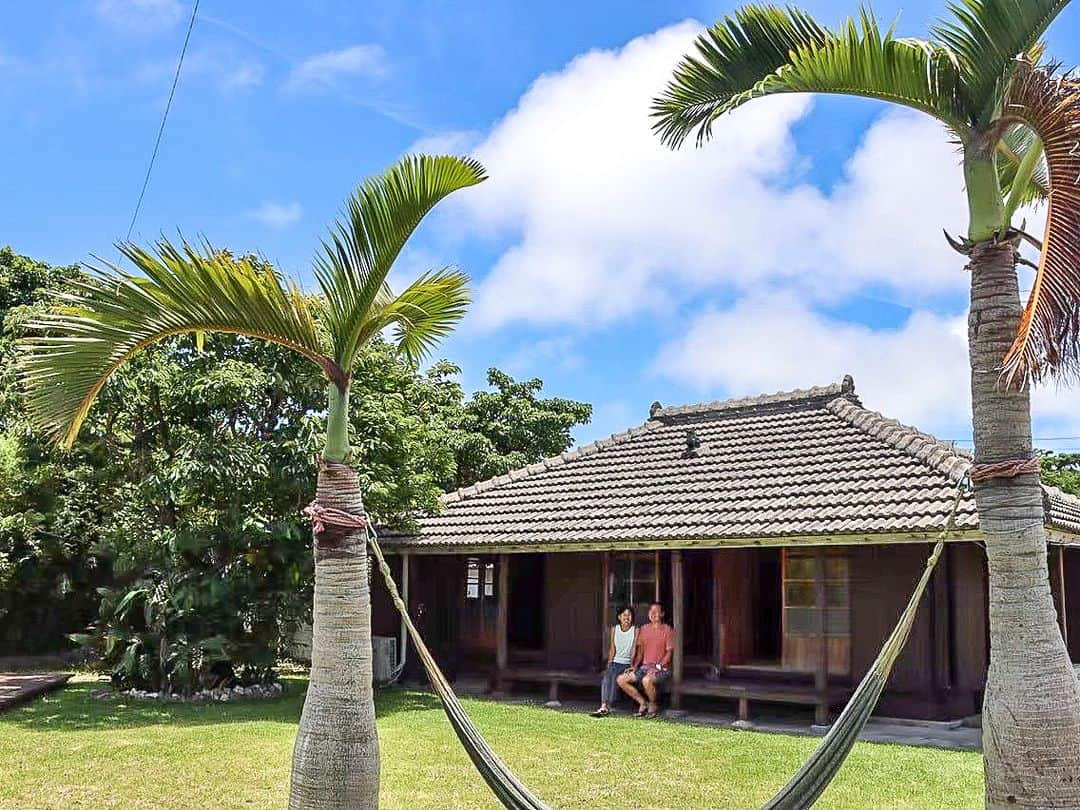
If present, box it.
[590,606,636,717]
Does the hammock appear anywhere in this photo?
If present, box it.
[362,479,968,810]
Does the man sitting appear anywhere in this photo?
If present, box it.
[616,601,674,718]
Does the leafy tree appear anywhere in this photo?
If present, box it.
[652,3,1080,804]
[17,155,485,809]
[449,368,592,488]
[0,248,107,654]
[1040,451,1080,495]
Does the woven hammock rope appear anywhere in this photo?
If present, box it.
[968,457,1041,482]
[303,468,969,810]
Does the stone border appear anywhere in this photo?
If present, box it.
[92,682,285,703]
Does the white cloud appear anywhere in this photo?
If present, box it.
[502,337,582,376]
[96,0,183,32]
[220,61,264,91]
[136,49,264,93]
[653,293,1080,441]
[438,21,973,332]
[409,130,482,157]
[284,45,388,93]
[249,201,302,228]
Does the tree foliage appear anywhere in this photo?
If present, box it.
[0,248,591,688]
[1039,451,1080,495]
[448,368,593,489]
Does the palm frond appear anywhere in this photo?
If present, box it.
[1000,60,1080,383]
[652,4,831,147]
[362,269,471,367]
[996,122,1050,213]
[931,1,1072,125]
[315,154,486,367]
[17,240,338,448]
[653,5,970,148]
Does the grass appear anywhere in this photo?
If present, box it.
[0,675,984,809]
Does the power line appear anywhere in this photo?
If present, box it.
[944,437,1080,443]
[126,0,201,241]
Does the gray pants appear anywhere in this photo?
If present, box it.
[601,661,629,705]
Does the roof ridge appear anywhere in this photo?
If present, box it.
[652,376,856,422]
[826,396,972,483]
[438,420,659,506]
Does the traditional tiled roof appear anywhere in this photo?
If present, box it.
[381,376,1080,550]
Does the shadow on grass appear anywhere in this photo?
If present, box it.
[0,676,446,732]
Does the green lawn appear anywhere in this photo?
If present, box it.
[0,675,983,809]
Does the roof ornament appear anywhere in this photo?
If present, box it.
[649,400,663,418]
[682,428,702,458]
[842,374,855,395]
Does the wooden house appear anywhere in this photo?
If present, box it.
[374,376,1080,724]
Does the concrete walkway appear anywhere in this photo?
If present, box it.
[0,672,73,713]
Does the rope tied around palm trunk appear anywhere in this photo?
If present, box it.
[968,457,1041,482]
[303,502,369,535]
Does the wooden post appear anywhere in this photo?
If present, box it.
[814,547,828,725]
[601,552,611,664]
[655,550,661,602]
[671,550,685,709]
[930,544,951,707]
[1059,546,1069,646]
[494,554,509,694]
[712,550,724,669]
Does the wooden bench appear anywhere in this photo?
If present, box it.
[495,666,598,703]
[494,667,850,721]
[680,677,852,723]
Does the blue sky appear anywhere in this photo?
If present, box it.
[4,1,1080,451]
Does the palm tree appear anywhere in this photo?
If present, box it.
[17,154,486,810]
[652,3,1080,807]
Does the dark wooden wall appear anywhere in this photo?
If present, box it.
[544,552,603,669]
[1063,547,1080,662]
[683,550,714,658]
[714,548,755,666]
[370,553,403,639]
[850,542,986,720]
[950,542,988,705]
[405,555,465,679]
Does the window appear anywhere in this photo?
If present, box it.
[783,551,850,637]
[609,552,659,621]
[466,557,498,600]
[466,557,480,599]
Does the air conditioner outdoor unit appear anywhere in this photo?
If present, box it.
[372,635,398,685]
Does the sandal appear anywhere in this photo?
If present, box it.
[645,703,659,719]
[590,708,609,717]
[634,703,649,717]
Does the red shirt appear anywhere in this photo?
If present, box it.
[637,623,674,667]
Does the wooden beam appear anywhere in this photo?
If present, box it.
[671,550,685,709]
[380,530,986,556]
[814,547,828,725]
[495,553,509,694]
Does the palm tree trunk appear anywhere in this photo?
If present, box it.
[967,240,1080,809]
[288,460,380,810]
